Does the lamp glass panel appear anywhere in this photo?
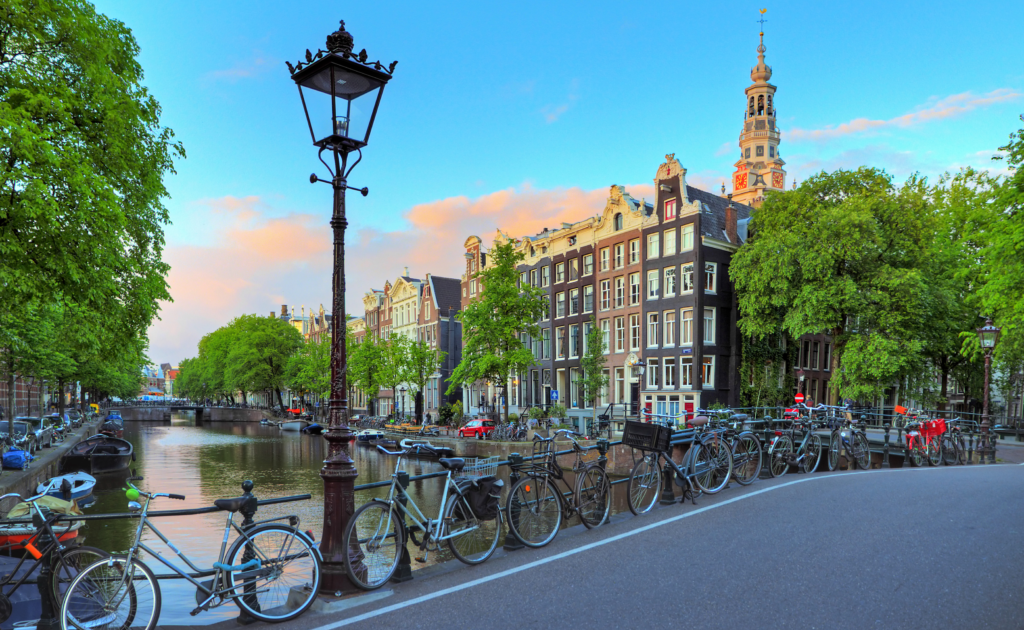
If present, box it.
[298,63,384,145]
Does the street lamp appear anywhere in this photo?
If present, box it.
[976,317,1001,464]
[399,386,407,420]
[288,20,396,595]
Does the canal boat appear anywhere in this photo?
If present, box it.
[356,429,384,443]
[301,423,324,435]
[0,497,84,550]
[36,472,97,501]
[280,418,310,432]
[368,438,398,449]
[59,435,134,475]
[99,416,124,438]
[403,440,455,459]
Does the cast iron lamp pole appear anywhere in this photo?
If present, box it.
[289,20,396,595]
[976,318,1001,464]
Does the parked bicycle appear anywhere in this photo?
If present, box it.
[765,406,823,477]
[343,439,503,590]
[693,408,763,486]
[821,406,871,470]
[60,474,322,630]
[504,430,611,547]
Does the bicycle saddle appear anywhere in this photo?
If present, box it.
[214,496,249,513]
[728,414,749,423]
[688,416,709,427]
[438,458,466,471]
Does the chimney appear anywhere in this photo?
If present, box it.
[725,194,737,244]
[280,304,288,317]
[270,311,275,318]
[404,266,409,277]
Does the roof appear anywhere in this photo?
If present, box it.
[685,186,753,243]
[429,276,462,313]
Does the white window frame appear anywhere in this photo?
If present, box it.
[600,247,610,272]
[647,358,660,389]
[664,228,677,256]
[556,326,565,359]
[629,314,641,351]
[600,279,611,311]
[569,324,579,358]
[664,310,676,347]
[705,262,717,293]
[647,313,659,348]
[702,355,715,389]
[614,317,625,353]
[629,239,640,264]
[647,233,660,259]
[680,356,693,387]
[664,358,676,389]
[664,266,676,297]
[583,285,594,314]
[542,265,550,287]
[601,319,610,355]
[681,223,694,251]
[703,307,716,344]
[681,308,693,345]
[542,327,551,359]
[556,262,565,283]
[647,270,659,300]
[583,254,594,276]
[681,263,694,293]
[615,276,625,308]
[614,243,624,269]
[569,288,580,315]
[556,292,565,319]
[629,272,640,305]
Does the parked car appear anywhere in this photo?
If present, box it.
[66,410,82,428]
[1,420,40,454]
[458,419,496,439]
[22,416,56,449]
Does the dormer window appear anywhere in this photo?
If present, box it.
[664,199,677,221]
[614,213,623,231]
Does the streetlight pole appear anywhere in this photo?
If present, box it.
[976,317,1001,465]
[289,21,395,595]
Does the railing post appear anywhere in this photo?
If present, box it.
[659,454,676,505]
[391,471,414,582]
[967,431,976,465]
[34,506,59,630]
[503,453,525,551]
[882,422,891,469]
[596,439,609,472]
[989,431,997,465]
[236,480,260,624]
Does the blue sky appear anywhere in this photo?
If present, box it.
[90,0,1023,362]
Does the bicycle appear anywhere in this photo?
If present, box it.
[693,408,762,486]
[822,407,871,470]
[625,410,734,516]
[765,406,823,477]
[0,492,108,625]
[505,430,611,547]
[60,474,322,630]
[343,439,503,590]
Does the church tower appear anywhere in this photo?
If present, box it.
[732,17,786,207]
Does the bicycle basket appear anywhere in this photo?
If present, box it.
[921,419,946,438]
[622,420,672,452]
[456,456,499,478]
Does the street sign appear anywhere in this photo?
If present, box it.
[551,390,559,401]
[795,393,805,403]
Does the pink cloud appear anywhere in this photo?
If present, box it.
[788,88,1022,142]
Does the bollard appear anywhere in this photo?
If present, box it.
[34,506,59,630]
[967,432,976,465]
[391,471,414,581]
[235,480,261,624]
[596,439,609,472]
[659,457,676,505]
[882,423,891,469]
[989,432,997,464]
[503,453,525,551]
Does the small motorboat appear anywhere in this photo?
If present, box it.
[98,416,124,438]
[301,423,324,435]
[280,418,310,432]
[405,441,455,459]
[260,418,271,425]
[368,438,398,449]
[60,435,134,475]
[0,497,84,550]
[37,472,97,501]
[356,429,384,443]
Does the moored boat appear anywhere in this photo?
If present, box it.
[98,417,124,438]
[59,435,134,475]
[356,429,384,443]
[280,419,310,432]
[301,423,324,435]
[36,472,97,501]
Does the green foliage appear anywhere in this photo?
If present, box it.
[348,334,383,410]
[548,403,567,419]
[527,406,547,420]
[437,403,455,425]
[402,340,446,424]
[448,238,548,422]
[285,334,330,402]
[508,413,519,423]
[576,316,608,421]
[377,335,410,411]
[739,331,797,408]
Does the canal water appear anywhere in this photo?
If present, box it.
[81,414,628,625]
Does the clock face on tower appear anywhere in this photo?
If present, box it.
[772,171,784,189]
[734,172,748,190]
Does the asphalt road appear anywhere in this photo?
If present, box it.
[180,463,1024,630]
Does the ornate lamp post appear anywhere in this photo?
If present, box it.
[399,385,407,420]
[288,20,396,594]
[976,317,1001,464]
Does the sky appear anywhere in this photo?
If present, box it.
[89,0,1024,365]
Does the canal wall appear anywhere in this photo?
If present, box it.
[110,407,264,423]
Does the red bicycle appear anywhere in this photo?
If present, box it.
[899,406,944,467]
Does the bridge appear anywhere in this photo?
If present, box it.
[107,405,266,423]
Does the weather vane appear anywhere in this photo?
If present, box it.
[757,8,768,34]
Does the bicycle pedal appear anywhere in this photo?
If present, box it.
[414,555,428,563]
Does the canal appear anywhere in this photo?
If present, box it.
[81,414,628,625]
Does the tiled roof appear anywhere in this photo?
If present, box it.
[686,186,753,243]
[430,276,462,313]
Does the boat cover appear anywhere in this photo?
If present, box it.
[6,496,83,518]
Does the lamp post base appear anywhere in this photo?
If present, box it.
[318,424,363,595]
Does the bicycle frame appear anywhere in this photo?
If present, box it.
[0,500,83,594]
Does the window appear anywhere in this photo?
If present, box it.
[542,328,551,359]
[770,145,775,158]
[528,269,536,287]
[615,276,625,308]
[556,262,565,283]
[600,280,611,310]
[679,356,696,387]
[542,265,550,287]
[556,327,565,358]
[647,233,660,259]
[583,321,593,355]
[702,356,715,388]
[681,308,693,345]
[630,314,641,351]
[647,270,659,299]
[542,296,550,320]
[629,239,640,264]
[802,340,811,368]
[463,287,467,297]
[614,213,623,231]
[583,254,593,276]
[530,333,540,359]
[583,285,594,313]
[614,317,625,353]
[705,263,717,293]
[745,147,750,159]
[665,198,677,221]
[569,258,579,281]
[703,308,715,344]
[629,272,641,305]
[681,224,694,251]
[824,343,832,371]
[569,324,579,358]
[812,341,820,370]
[569,288,579,316]
[614,244,624,268]
[647,313,659,348]
[470,280,477,296]
[601,319,610,354]
[647,358,660,388]
[664,311,676,347]
[520,272,528,287]
[681,263,694,293]
[600,248,610,271]
[556,292,565,318]
[756,145,764,156]
[664,229,677,256]
[664,267,677,296]
[664,358,676,388]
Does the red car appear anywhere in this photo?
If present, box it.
[459,419,496,439]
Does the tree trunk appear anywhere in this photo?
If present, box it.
[275,388,286,412]
[58,379,65,417]
[7,366,15,440]
[939,356,949,411]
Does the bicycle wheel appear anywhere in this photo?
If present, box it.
[575,465,611,528]
[827,431,840,471]
[693,439,733,494]
[768,435,794,478]
[627,454,662,514]
[801,434,822,474]
[61,555,160,630]
[445,492,500,565]
[926,438,942,467]
[907,441,924,467]
[342,500,404,590]
[940,435,959,466]
[731,433,762,486]
[226,524,322,622]
[853,432,871,469]
[506,476,561,548]
[53,545,110,607]
[954,435,967,465]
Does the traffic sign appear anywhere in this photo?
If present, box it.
[795,393,805,403]
[551,390,559,401]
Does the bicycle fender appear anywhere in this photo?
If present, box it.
[214,558,261,572]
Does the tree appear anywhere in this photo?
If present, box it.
[403,340,445,424]
[348,334,384,416]
[576,317,608,429]
[731,168,940,402]
[377,335,410,418]
[225,315,303,411]
[448,237,548,422]
[285,335,330,411]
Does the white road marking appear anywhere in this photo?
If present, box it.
[308,464,1017,629]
